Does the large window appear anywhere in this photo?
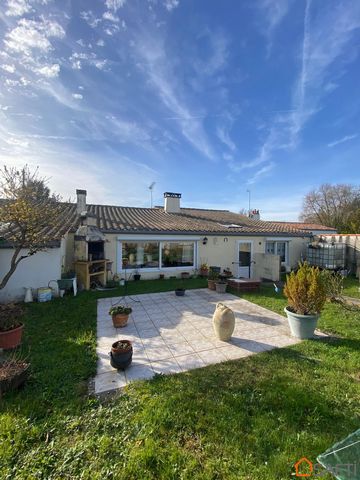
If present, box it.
[265,241,288,263]
[121,240,195,269]
[122,241,159,269]
[161,242,194,267]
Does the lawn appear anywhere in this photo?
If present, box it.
[343,275,360,299]
[1,278,359,479]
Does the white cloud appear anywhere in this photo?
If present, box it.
[4,18,65,55]
[1,64,16,73]
[242,0,360,176]
[35,63,60,78]
[134,34,215,160]
[247,162,275,185]
[216,125,236,151]
[327,133,358,148]
[97,39,105,47]
[105,0,126,12]
[164,0,179,11]
[72,93,83,100]
[103,11,119,22]
[5,0,32,16]
[80,11,102,28]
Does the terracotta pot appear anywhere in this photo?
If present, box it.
[112,313,129,328]
[213,303,235,341]
[200,269,209,278]
[0,324,23,349]
[208,279,216,290]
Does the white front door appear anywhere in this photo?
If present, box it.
[238,241,252,278]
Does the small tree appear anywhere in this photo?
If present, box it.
[0,165,62,290]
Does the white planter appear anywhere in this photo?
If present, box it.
[284,307,319,339]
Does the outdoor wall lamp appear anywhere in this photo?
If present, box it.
[202,237,208,245]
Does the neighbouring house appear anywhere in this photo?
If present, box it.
[269,221,337,235]
[2,189,332,300]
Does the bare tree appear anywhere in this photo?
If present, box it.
[299,184,360,233]
[238,208,248,216]
[0,166,62,290]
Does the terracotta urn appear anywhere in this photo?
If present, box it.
[212,302,235,341]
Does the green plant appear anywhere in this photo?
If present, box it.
[208,270,220,280]
[283,262,327,315]
[0,303,23,332]
[200,263,208,271]
[321,270,344,302]
[109,305,132,316]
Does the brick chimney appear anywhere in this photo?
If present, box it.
[249,209,260,220]
[76,189,87,214]
[164,192,181,213]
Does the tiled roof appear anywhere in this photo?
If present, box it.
[0,201,313,243]
[70,204,309,236]
[269,221,336,231]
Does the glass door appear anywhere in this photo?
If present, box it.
[238,242,252,278]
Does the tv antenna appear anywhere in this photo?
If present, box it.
[149,182,156,208]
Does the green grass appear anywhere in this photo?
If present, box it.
[343,275,360,298]
[1,278,359,479]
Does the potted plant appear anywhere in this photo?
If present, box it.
[109,340,133,370]
[133,270,141,281]
[283,262,327,339]
[215,280,227,294]
[200,263,209,277]
[175,278,186,296]
[208,270,219,290]
[159,273,165,280]
[181,272,190,279]
[222,268,233,279]
[109,305,132,328]
[0,355,29,397]
[0,304,24,349]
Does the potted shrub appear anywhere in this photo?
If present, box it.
[0,355,29,397]
[0,304,24,350]
[200,263,209,277]
[208,270,219,290]
[215,280,227,294]
[181,272,190,279]
[222,268,232,279]
[175,278,186,296]
[109,340,133,370]
[283,262,327,339]
[133,270,141,281]
[109,305,132,328]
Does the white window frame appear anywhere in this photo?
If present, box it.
[265,238,290,266]
[117,235,200,273]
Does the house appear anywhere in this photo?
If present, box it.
[60,190,314,288]
[2,189,327,300]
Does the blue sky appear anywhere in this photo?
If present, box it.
[0,0,359,220]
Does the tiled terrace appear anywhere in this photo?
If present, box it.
[95,289,302,394]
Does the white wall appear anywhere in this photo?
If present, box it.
[0,245,63,302]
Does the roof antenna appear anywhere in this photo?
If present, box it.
[149,182,156,208]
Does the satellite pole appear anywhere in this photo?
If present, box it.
[149,182,156,208]
[246,189,251,217]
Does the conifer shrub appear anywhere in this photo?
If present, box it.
[284,262,327,315]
